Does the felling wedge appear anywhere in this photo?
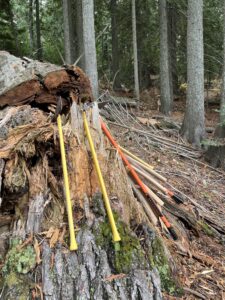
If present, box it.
[101,119,178,240]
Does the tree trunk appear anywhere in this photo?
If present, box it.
[73,0,84,69]
[181,0,205,147]
[0,52,169,299]
[205,0,225,168]
[8,0,20,56]
[159,0,173,115]
[132,0,140,101]
[35,0,42,60]
[29,0,34,55]
[168,2,178,94]
[110,0,120,89]
[62,0,75,64]
[217,0,225,138]
[75,0,99,100]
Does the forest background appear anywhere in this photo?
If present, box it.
[1,0,225,153]
[1,0,222,94]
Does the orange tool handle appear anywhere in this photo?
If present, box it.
[101,120,148,194]
[101,119,178,240]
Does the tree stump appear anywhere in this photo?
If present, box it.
[205,126,225,169]
[0,52,178,299]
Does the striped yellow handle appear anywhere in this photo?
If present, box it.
[83,111,121,242]
[57,115,78,251]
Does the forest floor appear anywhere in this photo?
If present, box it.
[105,92,225,300]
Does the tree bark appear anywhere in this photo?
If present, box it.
[168,2,178,94]
[75,0,99,100]
[0,52,168,299]
[205,0,225,168]
[29,0,34,55]
[181,0,205,146]
[73,0,84,69]
[159,0,173,115]
[110,0,120,89]
[35,0,42,60]
[217,0,225,137]
[62,0,75,64]
[8,0,20,56]
[0,51,92,108]
[132,0,140,101]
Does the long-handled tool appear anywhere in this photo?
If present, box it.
[130,180,158,225]
[144,183,164,207]
[131,163,183,204]
[57,115,78,251]
[101,119,178,240]
[119,146,154,170]
[83,111,121,243]
[120,146,183,203]
[126,155,167,183]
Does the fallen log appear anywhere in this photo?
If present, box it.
[0,52,183,299]
[98,95,137,108]
[0,50,93,109]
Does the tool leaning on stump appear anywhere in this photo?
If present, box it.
[83,109,121,243]
[101,119,178,240]
[57,114,78,251]
[56,107,121,251]
[57,103,182,248]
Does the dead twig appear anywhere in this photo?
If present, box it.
[183,287,207,300]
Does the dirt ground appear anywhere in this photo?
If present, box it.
[108,94,225,300]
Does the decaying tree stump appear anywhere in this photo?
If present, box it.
[0,52,179,299]
[205,125,225,169]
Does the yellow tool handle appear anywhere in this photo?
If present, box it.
[83,111,121,242]
[120,146,154,170]
[57,115,78,251]
[120,146,167,183]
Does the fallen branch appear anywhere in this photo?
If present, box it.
[183,287,207,300]
[108,121,201,158]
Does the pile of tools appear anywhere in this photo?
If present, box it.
[58,105,182,250]
[101,119,183,240]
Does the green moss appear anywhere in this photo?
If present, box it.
[4,272,30,300]
[4,161,27,194]
[5,272,20,287]
[150,237,182,296]
[94,218,147,274]
[114,221,147,273]
[93,211,181,294]
[94,220,111,248]
[2,238,36,275]
[1,239,36,299]
[197,220,214,237]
